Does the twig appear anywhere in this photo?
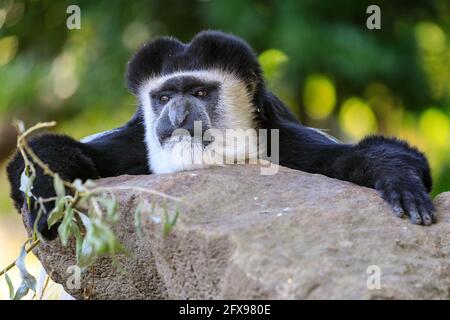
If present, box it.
[90,186,183,203]
[17,121,56,141]
[39,271,53,300]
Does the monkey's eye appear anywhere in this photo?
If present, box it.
[159,95,170,103]
[194,89,208,98]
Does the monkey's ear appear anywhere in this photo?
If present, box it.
[125,37,184,95]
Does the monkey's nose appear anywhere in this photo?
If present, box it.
[168,103,190,127]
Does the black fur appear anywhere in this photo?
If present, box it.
[126,31,263,96]
[7,31,435,240]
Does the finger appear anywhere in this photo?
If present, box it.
[402,191,422,225]
[392,204,405,218]
[408,205,422,225]
[410,191,433,226]
[430,207,437,223]
[419,205,433,226]
[383,190,405,218]
[421,194,437,222]
[414,188,437,223]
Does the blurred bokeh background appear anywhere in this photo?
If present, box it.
[0,0,449,299]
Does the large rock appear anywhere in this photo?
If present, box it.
[27,165,450,299]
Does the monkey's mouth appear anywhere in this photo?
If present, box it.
[158,130,215,148]
[159,134,211,148]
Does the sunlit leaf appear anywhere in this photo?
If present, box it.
[89,221,124,255]
[15,242,37,292]
[84,179,97,188]
[53,174,65,198]
[13,280,29,300]
[80,212,125,257]
[73,179,85,193]
[58,206,74,246]
[163,207,180,237]
[19,169,34,197]
[78,211,92,229]
[99,195,119,223]
[4,271,14,300]
[78,239,98,269]
[70,220,97,269]
[47,197,65,228]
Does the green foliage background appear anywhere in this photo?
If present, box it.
[0,0,449,300]
[0,0,449,198]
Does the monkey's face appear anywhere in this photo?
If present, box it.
[149,75,219,146]
[138,70,259,173]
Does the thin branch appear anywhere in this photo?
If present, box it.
[90,186,184,204]
[16,121,56,141]
[39,271,53,300]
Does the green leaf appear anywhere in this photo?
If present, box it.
[92,221,124,255]
[78,239,98,269]
[47,197,65,228]
[53,174,65,198]
[80,213,125,257]
[58,206,74,246]
[73,179,85,192]
[78,211,92,229]
[71,221,97,269]
[4,271,14,300]
[13,280,29,300]
[163,207,180,237]
[19,169,35,197]
[99,195,119,223]
[15,242,37,292]
[84,179,96,188]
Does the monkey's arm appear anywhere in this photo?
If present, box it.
[6,112,149,239]
[261,93,435,225]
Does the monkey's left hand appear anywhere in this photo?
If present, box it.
[335,136,436,225]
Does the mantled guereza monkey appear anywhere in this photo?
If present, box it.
[7,31,435,240]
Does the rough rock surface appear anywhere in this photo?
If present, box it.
[26,165,450,299]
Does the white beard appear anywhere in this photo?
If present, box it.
[149,135,212,174]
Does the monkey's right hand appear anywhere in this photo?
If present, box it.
[6,134,99,240]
